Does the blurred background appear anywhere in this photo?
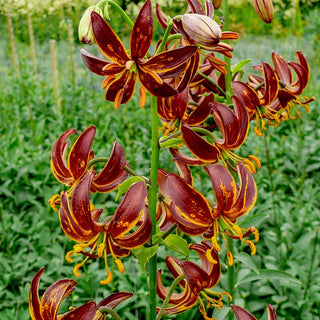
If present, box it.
[0,0,319,319]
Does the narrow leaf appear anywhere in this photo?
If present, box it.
[163,234,189,258]
[160,138,184,149]
[232,59,251,74]
[115,176,145,201]
[132,245,158,274]
[235,252,260,275]
[235,269,302,287]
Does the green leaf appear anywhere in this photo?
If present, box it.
[163,234,189,258]
[132,245,158,274]
[214,306,231,320]
[115,176,146,201]
[232,59,252,74]
[235,269,302,287]
[239,213,270,229]
[235,252,260,275]
[160,138,184,149]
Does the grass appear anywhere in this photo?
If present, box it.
[0,29,319,320]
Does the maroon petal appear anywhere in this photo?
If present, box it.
[59,302,97,320]
[130,0,153,59]
[231,305,257,320]
[98,292,133,309]
[91,11,129,65]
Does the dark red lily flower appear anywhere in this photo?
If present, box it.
[170,96,260,172]
[165,163,259,265]
[50,125,128,189]
[59,175,151,284]
[29,267,133,320]
[81,0,197,109]
[232,304,277,320]
[157,241,229,318]
[50,126,128,210]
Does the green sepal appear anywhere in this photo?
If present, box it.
[115,176,146,201]
[232,59,251,75]
[160,138,184,149]
[132,245,159,274]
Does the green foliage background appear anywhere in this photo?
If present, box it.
[0,1,319,319]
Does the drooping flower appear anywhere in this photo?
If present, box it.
[59,175,151,284]
[169,96,260,172]
[157,241,229,319]
[232,304,277,320]
[81,0,198,109]
[29,267,133,320]
[165,163,259,265]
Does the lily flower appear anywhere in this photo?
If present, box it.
[169,96,260,172]
[29,267,133,320]
[50,126,128,209]
[157,241,229,319]
[59,174,151,284]
[232,304,277,320]
[165,163,258,265]
[252,0,274,24]
[81,0,198,109]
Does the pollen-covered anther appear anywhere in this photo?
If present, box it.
[125,60,135,70]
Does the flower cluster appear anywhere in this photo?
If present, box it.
[29,0,314,319]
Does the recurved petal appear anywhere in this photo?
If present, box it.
[260,62,279,106]
[59,302,97,320]
[92,142,126,187]
[68,126,96,181]
[167,173,212,226]
[130,0,153,59]
[98,292,133,309]
[271,51,292,84]
[51,129,76,185]
[170,202,210,235]
[267,305,278,320]
[112,206,152,248]
[138,69,178,97]
[40,278,77,320]
[91,11,129,65]
[108,181,147,237]
[29,268,44,320]
[186,0,206,14]
[231,305,257,320]
[186,92,213,125]
[204,164,237,213]
[91,169,129,193]
[80,49,118,76]
[224,162,257,220]
[181,124,220,163]
[169,147,208,166]
[287,61,308,95]
[141,46,198,73]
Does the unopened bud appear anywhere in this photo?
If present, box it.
[78,6,103,44]
[212,0,223,9]
[252,0,274,24]
[181,14,222,48]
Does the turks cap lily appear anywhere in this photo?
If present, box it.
[81,0,198,109]
[232,61,279,136]
[170,96,260,172]
[50,126,128,209]
[157,241,230,319]
[270,51,315,121]
[232,304,277,320]
[59,174,151,284]
[165,163,258,265]
[29,267,133,320]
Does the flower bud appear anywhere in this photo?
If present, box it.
[78,6,103,44]
[181,14,222,49]
[252,0,274,24]
[212,0,223,9]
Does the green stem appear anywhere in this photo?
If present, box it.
[98,0,134,27]
[159,130,181,144]
[156,19,173,54]
[156,274,185,320]
[148,94,160,320]
[227,237,235,320]
[197,71,226,97]
[99,306,123,320]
